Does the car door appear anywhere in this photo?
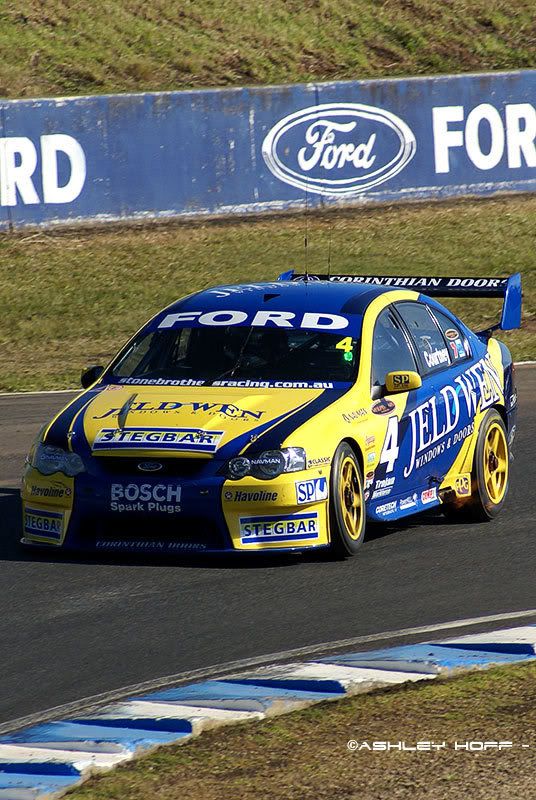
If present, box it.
[393,300,458,504]
[368,305,425,516]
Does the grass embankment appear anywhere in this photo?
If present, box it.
[67,661,536,800]
[0,0,534,99]
[0,196,534,392]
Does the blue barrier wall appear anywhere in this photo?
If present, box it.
[0,70,534,229]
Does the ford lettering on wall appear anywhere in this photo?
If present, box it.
[262,103,416,196]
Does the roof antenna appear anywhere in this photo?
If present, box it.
[327,223,333,279]
[304,178,309,280]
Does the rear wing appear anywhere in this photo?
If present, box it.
[277,271,522,331]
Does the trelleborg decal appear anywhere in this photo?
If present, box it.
[262,103,417,197]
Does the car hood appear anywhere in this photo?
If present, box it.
[74,384,334,458]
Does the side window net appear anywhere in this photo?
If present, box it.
[371,309,417,388]
[396,302,452,375]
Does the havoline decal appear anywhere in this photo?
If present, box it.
[262,103,416,197]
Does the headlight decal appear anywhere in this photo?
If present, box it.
[227,448,306,480]
[31,444,85,477]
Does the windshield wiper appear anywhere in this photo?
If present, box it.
[212,328,255,381]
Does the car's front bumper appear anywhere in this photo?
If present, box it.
[21,461,331,555]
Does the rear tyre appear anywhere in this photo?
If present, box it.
[444,409,509,522]
[328,442,366,558]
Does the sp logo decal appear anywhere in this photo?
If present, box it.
[262,103,416,197]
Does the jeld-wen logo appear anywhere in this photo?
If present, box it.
[262,103,416,196]
[0,134,86,206]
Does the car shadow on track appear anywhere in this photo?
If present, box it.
[0,486,313,569]
[0,486,462,568]
[364,509,457,542]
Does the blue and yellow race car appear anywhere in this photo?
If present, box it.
[21,271,521,558]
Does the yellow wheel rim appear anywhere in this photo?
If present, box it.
[339,456,363,540]
[483,422,508,504]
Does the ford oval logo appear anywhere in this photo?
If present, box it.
[137,461,163,472]
[262,103,416,196]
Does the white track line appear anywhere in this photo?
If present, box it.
[1,607,535,736]
[0,389,77,397]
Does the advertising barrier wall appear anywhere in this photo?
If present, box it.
[0,70,534,229]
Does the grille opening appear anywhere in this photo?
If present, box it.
[93,457,209,478]
[80,515,226,549]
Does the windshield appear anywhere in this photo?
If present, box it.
[108,327,359,388]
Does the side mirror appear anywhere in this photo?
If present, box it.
[385,370,422,394]
[81,365,104,388]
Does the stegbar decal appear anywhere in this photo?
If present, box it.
[24,507,64,539]
[92,427,224,453]
[239,512,320,544]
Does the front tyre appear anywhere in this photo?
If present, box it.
[329,442,366,558]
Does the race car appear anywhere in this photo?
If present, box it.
[21,270,521,558]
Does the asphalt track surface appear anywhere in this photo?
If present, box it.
[0,369,534,727]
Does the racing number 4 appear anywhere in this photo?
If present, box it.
[379,416,399,473]
[335,337,353,353]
